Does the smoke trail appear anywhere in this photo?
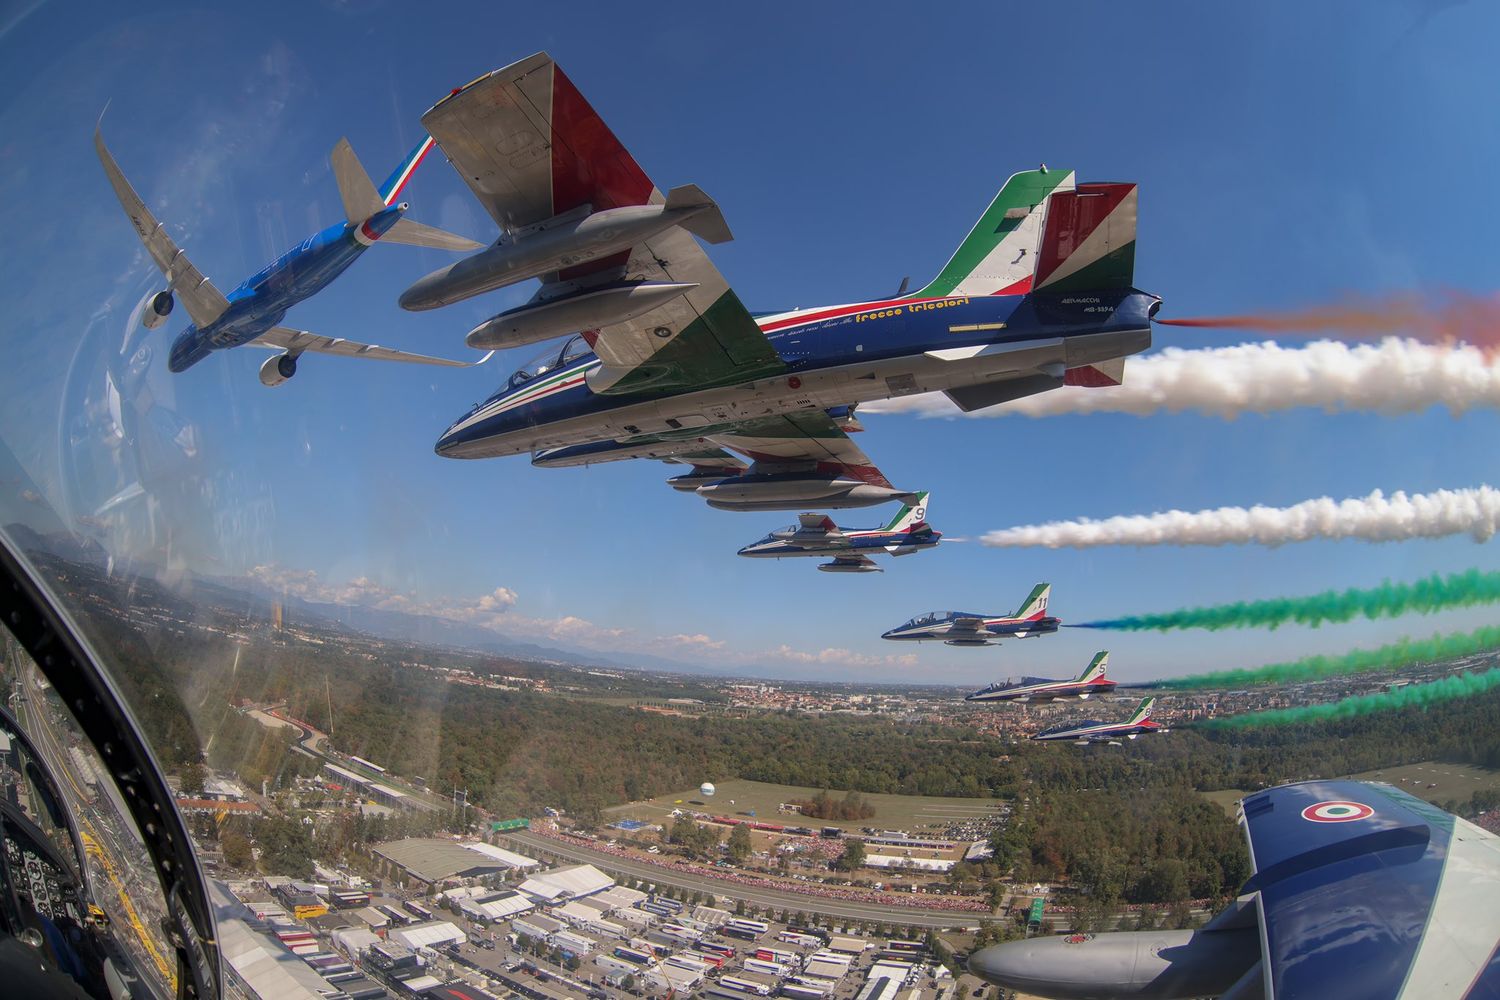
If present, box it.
[1156,291,1500,353]
[1075,569,1500,632]
[982,486,1500,549]
[1158,624,1500,690]
[1202,667,1500,730]
[862,339,1500,421]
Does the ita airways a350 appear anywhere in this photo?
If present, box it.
[883,583,1060,646]
[966,651,1116,704]
[1030,696,1166,746]
[416,53,1157,512]
[96,121,487,385]
[737,491,938,573]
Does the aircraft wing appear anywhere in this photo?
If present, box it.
[828,554,878,570]
[1239,779,1500,999]
[252,327,490,367]
[797,513,839,533]
[706,410,900,490]
[94,126,230,329]
[422,53,785,395]
[951,617,987,632]
[662,449,747,473]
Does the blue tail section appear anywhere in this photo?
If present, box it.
[378,135,437,206]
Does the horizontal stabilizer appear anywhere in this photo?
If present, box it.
[945,373,1062,412]
[382,217,484,252]
[666,184,733,244]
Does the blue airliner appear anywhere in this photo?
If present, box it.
[96,124,487,385]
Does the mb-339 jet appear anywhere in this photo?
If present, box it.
[737,492,937,573]
[965,651,1115,703]
[1030,696,1165,746]
[418,53,1155,512]
[96,124,484,385]
[883,583,1060,646]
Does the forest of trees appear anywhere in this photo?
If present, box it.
[35,551,1500,901]
[792,790,876,820]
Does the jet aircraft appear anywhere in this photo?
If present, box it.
[883,583,1059,645]
[413,54,1156,511]
[966,651,1115,703]
[1030,696,1164,745]
[970,780,1500,1000]
[96,125,485,385]
[737,491,938,572]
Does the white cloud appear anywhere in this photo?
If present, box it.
[765,644,918,668]
[663,633,727,650]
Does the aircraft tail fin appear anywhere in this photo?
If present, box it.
[883,491,931,533]
[911,167,1075,298]
[331,138,387,222]
[1078,651,1108,683]
[334,136,481,250]
[377,135,439,207]
[1127,696,1155,725]
[1032,182,1139,294]
[1014,582,1051,621]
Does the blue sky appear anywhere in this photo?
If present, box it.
[2,1,1498,684]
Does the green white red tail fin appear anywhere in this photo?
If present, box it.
[911,168,1075,298]
[1078,651,1108,683]
[884,491,931,533]
[1033,182,1139,294]
[1128,696,1155,725]
[1014,582,1051,620]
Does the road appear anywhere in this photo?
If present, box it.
[502,831,987,930]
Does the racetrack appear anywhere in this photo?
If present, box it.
[501,830,989,930]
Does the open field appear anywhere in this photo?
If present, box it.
[1348,761,1500,805]
[605,778,1005,834]
[1200,789,1249,818]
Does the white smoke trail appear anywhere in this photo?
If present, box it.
[982,486,1500,549]
[863,339,1500,420]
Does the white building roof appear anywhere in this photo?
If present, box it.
[462,841,539,868]
[391,920,468,950]
[462,891,534,922]
[865,854,955,872]
[594,886,648,910]
[519,863,615,901]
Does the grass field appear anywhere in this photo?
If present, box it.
[605,778,1005,835]
[1200,789,1249,818]
[1348,761,1500,805]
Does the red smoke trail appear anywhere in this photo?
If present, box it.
[1156,292,1500,353]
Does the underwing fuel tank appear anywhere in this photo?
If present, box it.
[818,560,882,574]
[968,907,1261,1000]
[400,185,730,311]
[468,282,698,350]
[696,472,914,511]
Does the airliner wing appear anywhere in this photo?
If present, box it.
[94,126,230,328]
[253,327,490,367]
[422,53,784,396]
[1240,780,1500,999]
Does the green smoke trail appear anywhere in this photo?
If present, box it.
[1074,569,1500,632]
[1202,667,1500,729]
[1159,624,1500,690]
